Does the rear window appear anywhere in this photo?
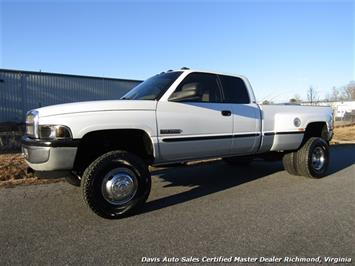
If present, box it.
[219,75,250,104]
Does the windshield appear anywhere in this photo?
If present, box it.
[121,71,182,100]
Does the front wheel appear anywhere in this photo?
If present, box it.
[81,150,151,219]
[295,137,329,178]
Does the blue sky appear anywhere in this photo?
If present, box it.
[1,0,354,102]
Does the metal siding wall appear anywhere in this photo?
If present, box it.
[0,70,141,123]
[0,72,23,122]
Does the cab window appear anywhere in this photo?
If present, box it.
[169,73,222,103]
[219,75,250,104]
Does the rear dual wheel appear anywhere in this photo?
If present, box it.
[282,152,299,176]
[282,137,329,178]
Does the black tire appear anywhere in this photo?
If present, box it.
[65,174,81,187]
[81,150,151,219]
[282,152,299,176]
[223,156,253,166]
[295,137,329,178]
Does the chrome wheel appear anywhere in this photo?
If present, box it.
[311,146,325,171]
[101,167,138,205]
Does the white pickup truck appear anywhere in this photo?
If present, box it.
[22,69,333,218]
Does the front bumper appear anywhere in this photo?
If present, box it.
[21,136,79,171]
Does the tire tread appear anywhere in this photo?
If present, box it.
[282,152,299,176]
[295,137,329,178]
[81,150,150,219]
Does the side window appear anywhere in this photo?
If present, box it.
[169,73,222,103]
[219,75,250,104]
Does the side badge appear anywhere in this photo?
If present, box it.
[160,129,183,134]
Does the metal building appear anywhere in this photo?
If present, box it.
[0,69,141,123]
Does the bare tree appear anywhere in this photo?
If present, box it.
[325,82,355,102]
[341,87,351,100]
[342,82,355,100]
[330,86,341,101]
[307,86,318,104]
[324,93,331,102]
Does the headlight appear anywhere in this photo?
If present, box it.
[25,110,39,138]
[39,125,72,140]
[25,110,72,140]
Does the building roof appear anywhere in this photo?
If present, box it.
[0,68,142,83]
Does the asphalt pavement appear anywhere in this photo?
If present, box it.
[0,144,354,265]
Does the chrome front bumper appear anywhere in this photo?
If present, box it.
[22,137,79,171]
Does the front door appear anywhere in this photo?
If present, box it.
[156,72,233,161]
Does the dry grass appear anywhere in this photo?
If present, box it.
[333,124,355,141]
[0,154,33,182]
[0,154,63,188]
[0,177,63,188]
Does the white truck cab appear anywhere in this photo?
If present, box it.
[22,69,333,218]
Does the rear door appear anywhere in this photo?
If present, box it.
[218,75,261,155]
[156,72,233,161]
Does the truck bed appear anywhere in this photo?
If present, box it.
[258,104,333,152]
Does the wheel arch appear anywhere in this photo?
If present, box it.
[302,121,329,144]
[73,128,155,174]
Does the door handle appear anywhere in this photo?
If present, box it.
[221,110,231,116]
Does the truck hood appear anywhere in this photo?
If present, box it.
[35,100,157,117]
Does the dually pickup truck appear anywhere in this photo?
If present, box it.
[22,69,333,218]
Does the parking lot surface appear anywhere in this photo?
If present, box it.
[0,144,354,265]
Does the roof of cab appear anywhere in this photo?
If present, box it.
[165,68,247,80]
